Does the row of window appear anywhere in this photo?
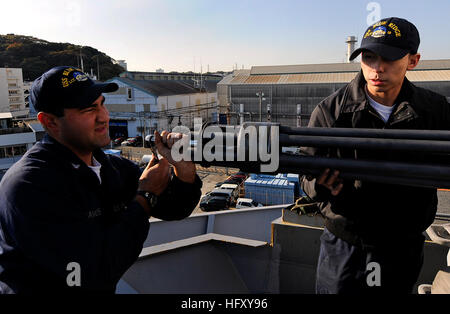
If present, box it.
[136,75,219,81]
[9,97,22,103]
[0,145,27,159]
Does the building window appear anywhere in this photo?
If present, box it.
[13,145,27,156]
[9,97,21,104]
[0,145,27,158]
[127,88,133,100]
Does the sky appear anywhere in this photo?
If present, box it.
[1,0,450,73]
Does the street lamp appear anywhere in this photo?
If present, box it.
[256,92,265,122]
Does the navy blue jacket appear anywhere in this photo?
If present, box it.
[0,134,202,294]
[301,72,450,246]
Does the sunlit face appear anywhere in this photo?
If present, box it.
[57,95,110,154]
[361,50,415,98]
[360,50,421,103]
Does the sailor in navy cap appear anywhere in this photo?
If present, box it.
[0,66,202,294]
[301,18,450,294]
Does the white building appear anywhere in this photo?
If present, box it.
[0,68,28,118]
[0,113,37,170]
[104,77,218,140]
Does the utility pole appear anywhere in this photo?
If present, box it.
[97,55,100,81]
[297,104,302,127]
[80,47,84,72]
[256,91,265,122]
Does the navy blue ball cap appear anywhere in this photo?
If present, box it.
[30,66,118,115]
[350,17,420,61]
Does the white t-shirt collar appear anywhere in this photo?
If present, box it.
[365,87,395,123]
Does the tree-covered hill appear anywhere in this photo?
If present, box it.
[0,34,124,81]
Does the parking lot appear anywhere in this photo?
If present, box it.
[194,170,241,214]
[113,145,450,220]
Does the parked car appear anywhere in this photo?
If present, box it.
[199,192,230,212]
[139,154,153,167]
[231,172,247,180]
[121,137,134,146]
[223,178,243,185]
[215,181,226,188]
[209,188,234,205]
[121,136,143,147]
[215,178,241,187]
[113,136,125,146]
[129,136,143,147]
[226,173,247,184]
[236,198,263,209]
[218,183,240,202]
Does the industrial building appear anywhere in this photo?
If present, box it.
[217,60,450,127]
[103,77,218,139]
[119,70,224,83]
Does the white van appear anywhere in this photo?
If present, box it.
[140,154,159,167]
[139,154,152,167]
[218,183,239,200]
[236,198,263,209]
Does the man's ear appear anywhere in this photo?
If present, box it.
[407,53,421,70]
[37,112,60,133]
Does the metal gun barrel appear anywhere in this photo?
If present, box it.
[279,134,450,154]
[279,126,450,141]
[186,123,450,189]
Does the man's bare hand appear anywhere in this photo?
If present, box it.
[154,130,196,184]
[316,169,344,196]
[138,154,170,196]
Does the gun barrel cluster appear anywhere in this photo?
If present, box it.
[188,123,450,189]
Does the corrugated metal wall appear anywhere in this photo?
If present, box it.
[222,81,450,127]
[227,83,347,127]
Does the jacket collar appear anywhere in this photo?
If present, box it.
[341,70,417,116]
[40,133,108,169]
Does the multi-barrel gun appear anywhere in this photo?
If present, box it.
[150,122,450,189]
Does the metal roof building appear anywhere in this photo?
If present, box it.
[114,77,218,96]
[217,60,450,127]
